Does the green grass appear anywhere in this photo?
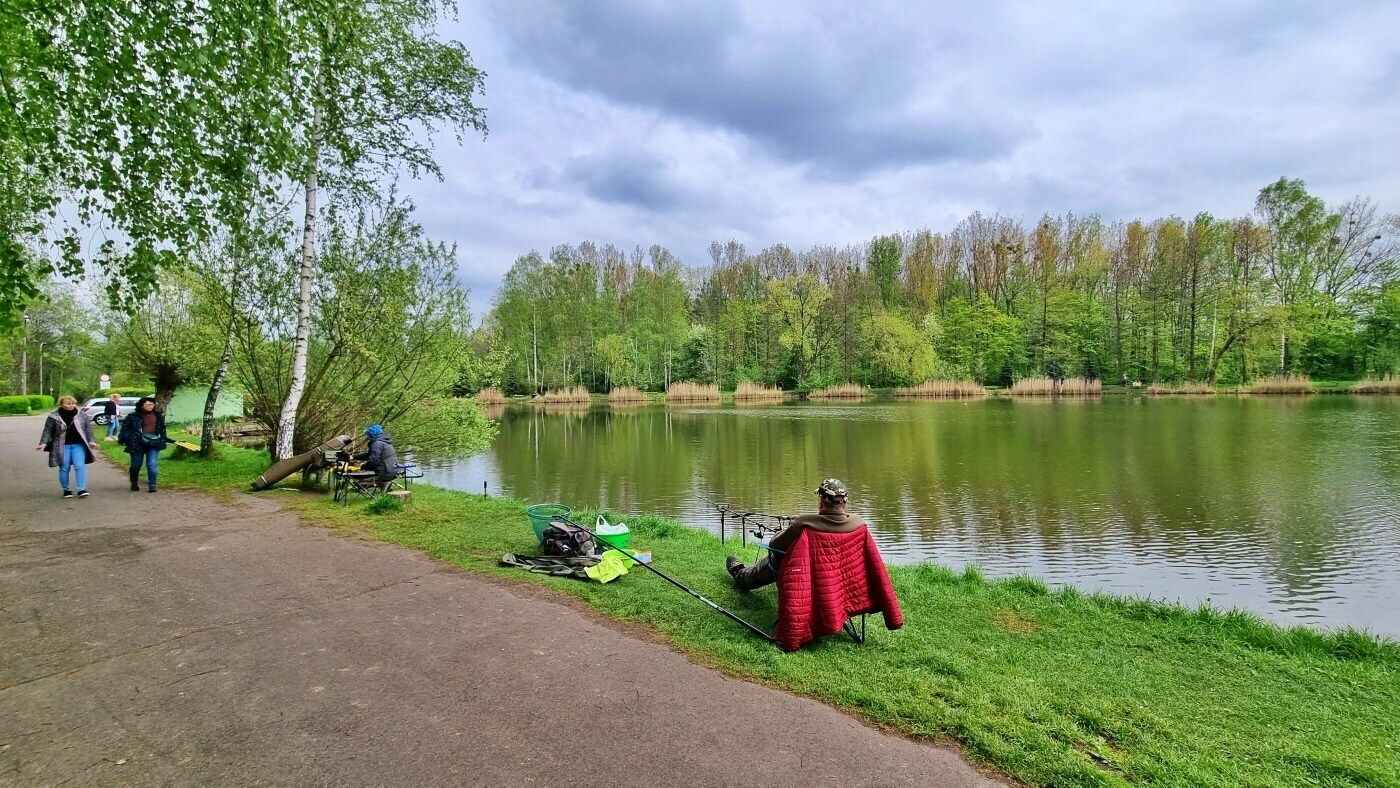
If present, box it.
[106,441,1400,787]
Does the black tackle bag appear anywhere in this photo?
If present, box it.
[541,521,596,558]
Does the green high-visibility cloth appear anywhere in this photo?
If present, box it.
[585,550,635,583]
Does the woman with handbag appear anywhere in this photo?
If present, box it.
[118,396,169,492]
[35,395,101,498]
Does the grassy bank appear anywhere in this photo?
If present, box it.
[107,442,1400,786]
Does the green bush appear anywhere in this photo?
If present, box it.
[366,494,406,515]
[0,395,31,415]
[27,394,54,410]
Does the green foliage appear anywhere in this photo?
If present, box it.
[767,273,831,386]
[479,179,1395,389]
[930,295,1026,384]
[1359,281,1400,374]
[27,394,52,410]
[867,234,903,308]
[391,397,497,459]
[366,494,406,515]
[234,196,477,454]
[862,310,933,386]
[0,395,31,414]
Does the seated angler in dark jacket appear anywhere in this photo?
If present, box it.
[353,424,399,487]
[725,478,865,591]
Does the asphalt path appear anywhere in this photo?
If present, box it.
[0,414,999,787]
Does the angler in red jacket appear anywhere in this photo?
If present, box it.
[725,478,862,591]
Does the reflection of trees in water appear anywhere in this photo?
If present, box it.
[486,398,1400,604]
[494,406,695,514]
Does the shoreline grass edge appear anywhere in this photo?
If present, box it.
[105,441,1400,787]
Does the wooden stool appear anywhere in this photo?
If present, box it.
[386,489,412,502]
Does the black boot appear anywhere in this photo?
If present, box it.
[129,469,139,491]
[729,554,779,592]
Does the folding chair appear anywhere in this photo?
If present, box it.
[339,470,382,504]
[769,526,903,651]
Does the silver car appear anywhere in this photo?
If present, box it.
[82,396,142,425]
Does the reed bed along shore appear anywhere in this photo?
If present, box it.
[665,381,721,402]
[808,383,873,400]
[733,381,785,401]
[1352,374,1400,394]
[892,380,987,399]
[1143,381,1217,395]
[1009,377,1102,396]
[1247,373,1314,395]
[607,386,648,403]
[536,386,591,404]
[475,387,506,404]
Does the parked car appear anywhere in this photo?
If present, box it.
[82,396,143,425]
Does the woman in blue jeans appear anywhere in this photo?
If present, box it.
[36,396,101,498]
[118,396,168,492]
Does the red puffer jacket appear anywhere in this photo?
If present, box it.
[774,525,903,651]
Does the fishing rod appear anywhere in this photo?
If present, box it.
[558,515,776,644]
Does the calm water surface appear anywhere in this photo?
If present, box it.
[424,397,1400,637]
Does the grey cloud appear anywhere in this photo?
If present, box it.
[558,151,691,210]
[484,0,1033,175]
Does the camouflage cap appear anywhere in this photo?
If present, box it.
[815,478,848,500]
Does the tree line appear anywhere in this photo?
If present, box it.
[481,178,1399,394]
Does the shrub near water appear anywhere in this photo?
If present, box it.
[808,383,873,399]
[892,380,987,398]
[666,381,720,402]
[475,387,506,404]
[1010,377,1102,396]
[1143,381,1217,395]
[1248,373,1314,394]
[733,381,784,401]
[608,386,648,403]
[1352,374,1400,394]
[538,386,591,404]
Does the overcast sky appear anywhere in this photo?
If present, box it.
[404,0,1400,316]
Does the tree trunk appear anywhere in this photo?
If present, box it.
[153,365,181,411]
[201,275,241,456]
[1187,264,1199,380]
[276,71,324,460]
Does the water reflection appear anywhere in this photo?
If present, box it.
[425,397,1400,636]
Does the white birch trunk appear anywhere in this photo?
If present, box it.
[276,75,324,460]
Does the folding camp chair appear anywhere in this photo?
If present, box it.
[763,526,903,651]
[344,471,384,503]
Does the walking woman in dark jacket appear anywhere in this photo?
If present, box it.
[117,396,169,492]
[35,395,101,498]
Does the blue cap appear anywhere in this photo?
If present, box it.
[366,424,384,438]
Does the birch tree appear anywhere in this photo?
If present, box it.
[274,0,487,458]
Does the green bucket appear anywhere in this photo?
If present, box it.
[525,503,571,542]
[597,530,630,550]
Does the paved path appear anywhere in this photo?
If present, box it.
[0,415,998,787]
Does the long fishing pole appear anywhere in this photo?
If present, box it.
[559,515,776,643]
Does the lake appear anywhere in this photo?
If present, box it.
[423,396,1400,637]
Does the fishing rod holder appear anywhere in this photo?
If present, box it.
[712,501,790,547]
